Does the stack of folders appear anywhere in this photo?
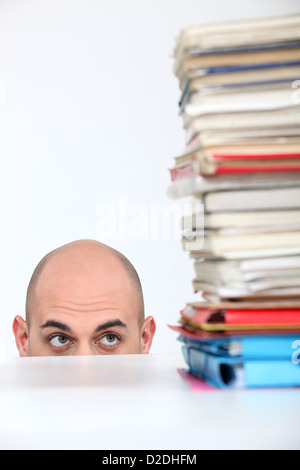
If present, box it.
[168,14,300,389]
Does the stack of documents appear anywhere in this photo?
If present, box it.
[169,300,300,388]
[169,14,300,188]
[168,14,300,388]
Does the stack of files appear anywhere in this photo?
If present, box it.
[169,300,300,388]
[168,13,300,198]
[168,13,300,301]
[191,255,300,300]
[182,180,300,300]
[181,180,300,300]
[168,13,300,389]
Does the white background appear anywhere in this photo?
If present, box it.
[0,0,299,359]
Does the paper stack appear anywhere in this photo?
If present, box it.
[168,14,300,388]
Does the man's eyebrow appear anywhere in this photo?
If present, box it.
[94,319,127,332]
[39,320,72,332]
[39,319,127,333]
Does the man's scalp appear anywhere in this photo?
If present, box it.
[25,240,145,328]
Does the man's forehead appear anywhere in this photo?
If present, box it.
[31,255,139,320]
[31,294,138,331]
[26,239,145,328]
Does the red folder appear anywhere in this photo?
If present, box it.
[180,305,300,331]
[215,164,300,175]
[170,152,300,179]
[225,309,300,325]
[214,153,300,161]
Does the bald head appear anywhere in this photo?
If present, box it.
[13,239,156,356]
[25,239,145,329]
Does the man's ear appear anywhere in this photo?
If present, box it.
[141,315,156,354]
[12,315,29,357]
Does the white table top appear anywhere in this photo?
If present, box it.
[0,353,299,450]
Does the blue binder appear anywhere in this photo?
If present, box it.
[179,333,300,359]
[182,345,300,389]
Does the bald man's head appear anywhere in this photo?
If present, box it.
[13,240,155,357]
[25,240,145,328]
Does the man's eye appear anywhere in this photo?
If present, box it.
[99,334,119,347]
[49,335,71,348]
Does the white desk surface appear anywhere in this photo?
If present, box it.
[0,353,299,450]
